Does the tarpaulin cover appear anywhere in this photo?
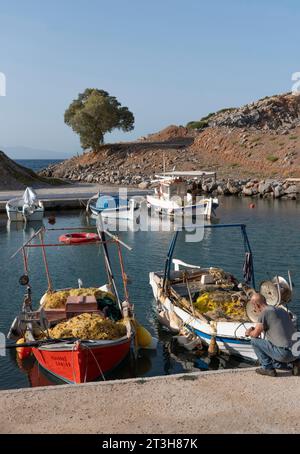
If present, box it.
[22,187,38,205]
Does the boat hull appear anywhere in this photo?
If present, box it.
[6,206,44,222]
[32,337,131,383]
[149,272,257,361]
[89,202,138,220]
[146,195,218,219]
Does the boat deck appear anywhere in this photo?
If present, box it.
[153,269,226,299]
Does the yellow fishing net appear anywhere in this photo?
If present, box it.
[48,313,127,340]
[43,288,115,309]
[194,291,246,320]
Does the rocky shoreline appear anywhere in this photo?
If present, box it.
[40,161,300,200]
[202,177,300,199]
[39,92,300,198]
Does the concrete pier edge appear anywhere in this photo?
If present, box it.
[1,365,300,434]
[0,366,258,396]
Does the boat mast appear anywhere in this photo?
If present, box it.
[96,215,122,313]
[162,224,256,290]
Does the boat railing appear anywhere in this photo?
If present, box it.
[172,258,201,271]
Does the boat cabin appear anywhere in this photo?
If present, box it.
[156,178,188,201]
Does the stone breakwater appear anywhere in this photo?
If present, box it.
[40,163,300,199]
[203,178,300,199]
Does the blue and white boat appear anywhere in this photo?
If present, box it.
[87,193,140,220]
[149,224,296,361]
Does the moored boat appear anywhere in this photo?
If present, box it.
[146,171,219,220]
[87,193,141,220]
[150,224,296,361]
[6,187,44,222]
[7,221,136,383]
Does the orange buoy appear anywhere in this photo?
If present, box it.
[249,203,255,209]
[16,338,32,360]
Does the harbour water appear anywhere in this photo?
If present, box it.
[0,196,299,389]
[16,159,64,172]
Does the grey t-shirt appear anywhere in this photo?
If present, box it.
[259,306,296,348]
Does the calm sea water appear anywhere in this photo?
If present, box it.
[0,197,299,389]
[16,159,64,172]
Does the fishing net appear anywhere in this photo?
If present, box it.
[194,291,247,321]
[208,268,238,289]
[48,313,127,340]
[43,288,115,309]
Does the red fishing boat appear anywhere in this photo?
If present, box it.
[7,221,135,384]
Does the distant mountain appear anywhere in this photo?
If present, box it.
[2,146,74,160]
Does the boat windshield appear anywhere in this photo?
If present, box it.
[96,195,128,210]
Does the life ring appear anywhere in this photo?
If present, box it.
[59,232,100,244]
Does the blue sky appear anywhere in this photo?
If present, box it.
[0,0,299,157]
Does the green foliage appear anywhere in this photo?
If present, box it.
[186,108,235,130]
[64,89,135,151]
[186,120,209,130]
[289,135,298,140]
[267,155,279,162]
[215,107,235,115]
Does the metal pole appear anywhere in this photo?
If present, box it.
[10,227,44,259]
[96,215,122,313]
[39,229,53,292]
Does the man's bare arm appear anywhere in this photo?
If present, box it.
[246,323,264,338]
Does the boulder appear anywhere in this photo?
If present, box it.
[258,181,272,195]
[242,187,254,196]
[273,185,284,198]
[86,174,94,183]
[138,181,150,190]
[284,185,299,194]
[226,180,241,195]
[217,184,225,195]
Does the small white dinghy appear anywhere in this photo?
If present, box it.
[6,187,44,222]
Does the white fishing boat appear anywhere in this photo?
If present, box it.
[6,187,44,222]
[149,224,296,361]
[146,171,219,220]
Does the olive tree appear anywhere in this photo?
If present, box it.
[64,89,135,151]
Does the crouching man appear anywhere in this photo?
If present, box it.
[245,293,300,377]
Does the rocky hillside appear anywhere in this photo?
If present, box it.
[208,92,300,131]
[40,92,300,186]
[0,150,62,190]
